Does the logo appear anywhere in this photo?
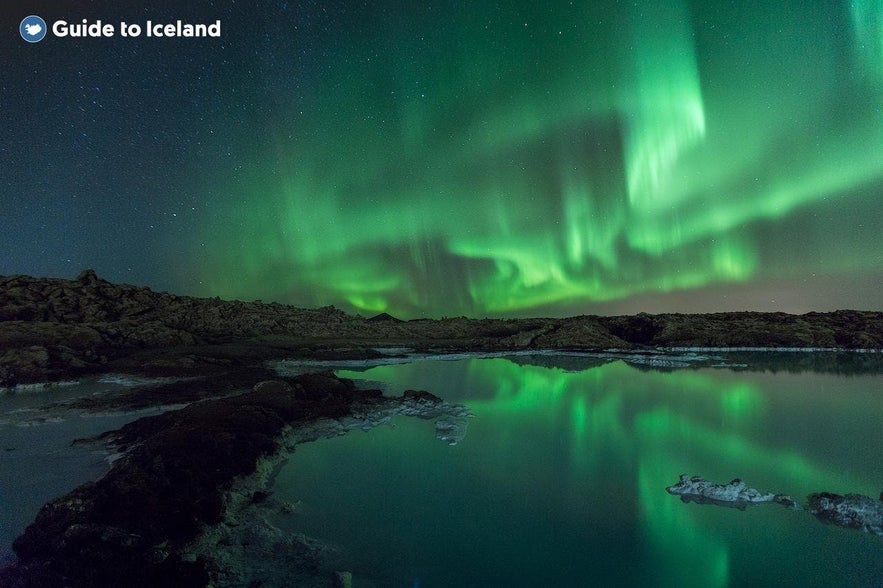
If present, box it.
[20,15,47,43]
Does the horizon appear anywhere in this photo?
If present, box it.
[4,268,880,321]
[3,1,882,317]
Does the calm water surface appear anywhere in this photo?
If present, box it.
[0,377,178,565]
[274,355,883,587]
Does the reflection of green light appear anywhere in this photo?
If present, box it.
[341,358,873,500]
[570,391,632,470]
[720,382,765,425]
[571,393,588,439]
[638,460,729,588]
[340,357,868,493]
[634,406,859,490]
[336,357,881,584]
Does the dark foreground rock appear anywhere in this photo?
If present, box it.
[182,387,471,588]
[668,475,883,536]
[0,372,456,587]
[2,271,881,386]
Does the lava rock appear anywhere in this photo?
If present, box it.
[0,372,374,587]
[666,474,777,509]
[252,380,293,394]
[808,492,883,536]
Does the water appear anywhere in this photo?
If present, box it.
[273,355,883,587]
[0,377,179,565]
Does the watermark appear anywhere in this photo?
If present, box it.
[20,15,48,43]
[19,16,221,41]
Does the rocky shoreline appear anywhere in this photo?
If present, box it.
[0,372,471,587]
[2,270,881,387]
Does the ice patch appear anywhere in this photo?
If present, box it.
[96,374,181,387]
[1,380,79,394]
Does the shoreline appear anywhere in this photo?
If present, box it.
[3,346,882,394]
[183,392,472,587]
[0,371,471,587]
[2,271,881,388]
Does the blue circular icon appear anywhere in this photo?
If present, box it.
[20,15,48,43]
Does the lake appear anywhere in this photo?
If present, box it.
[272,354,883,587]
[0,376,177,565]
[1,354,880,585]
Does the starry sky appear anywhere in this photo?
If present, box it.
[2,0,882,317]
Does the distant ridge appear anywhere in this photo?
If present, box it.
[1,270,882,386]
[367,312,403,323]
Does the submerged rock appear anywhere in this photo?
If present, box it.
[808,492,883,536]
[434,418,469,445]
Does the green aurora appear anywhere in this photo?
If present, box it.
[197,0,883,317]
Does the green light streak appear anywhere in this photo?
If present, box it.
[851,0,883,81]
[197,2,883,316]
[621,0,706,207]
[638,459,730,588]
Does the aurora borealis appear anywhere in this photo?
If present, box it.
[4,0,883,316]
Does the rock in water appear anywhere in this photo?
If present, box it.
[666,474,883,538]
[808,492,883,536]
[666,474,781,509]
[434,418,468,445]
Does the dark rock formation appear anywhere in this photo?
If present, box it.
[0,372,385,587]
[808,492,883,536]
[402,389,443,404]
[367,312,402,322]
[601,310,883,349]
[252,379,293,395]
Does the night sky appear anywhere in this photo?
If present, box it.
[3,1,882,317]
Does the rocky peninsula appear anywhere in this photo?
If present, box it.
[0,372,471,587]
